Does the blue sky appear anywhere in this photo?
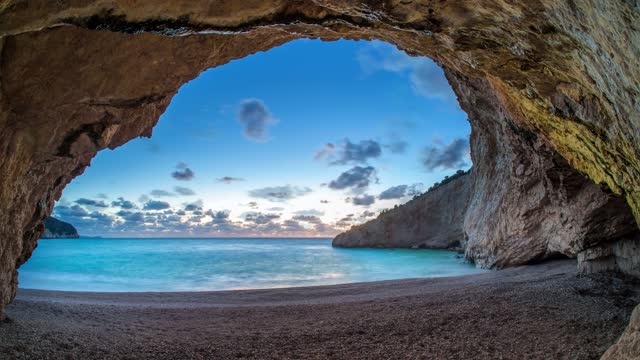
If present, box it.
[54,39,471,237]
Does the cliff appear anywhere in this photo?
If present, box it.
[1,2,640,356]
[41,217,79,239]
[333,172,471,250]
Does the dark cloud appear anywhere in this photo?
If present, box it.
[328,166,377,191]
[205,210,230,222]
[378,184,423,200]
[217,176,244,184]
[54,205,89,218]
[292,215,322,224]
[184,200,204,212]
[351,194,376,206]
[111,197,136,210]
[143,200,171,211]
[244,212,281,225]
[280,220,306,232]
[237,99,276,142]
[172,163,195,181]
[75,198,108,208]
[122,212,144,223]
[88,211,115,224]
[267,207,285,211]
[340,139,382,164]
[320,200,330,204]
[360,210,376,218]
[174,186,196,196]
[248,185,312,202]
[150,189,174,197]
[316,138,383,165]
[421,138,470,171]
[96,193,109,199]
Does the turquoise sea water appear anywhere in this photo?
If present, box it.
[18,238,485,292]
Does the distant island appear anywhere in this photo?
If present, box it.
[41,217,79,239]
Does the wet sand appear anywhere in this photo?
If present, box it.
[1,260,638,359]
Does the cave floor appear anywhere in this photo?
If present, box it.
[1,260,638,359]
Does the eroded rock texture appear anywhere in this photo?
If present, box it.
[0,3,639,354]
[602,303,640,360]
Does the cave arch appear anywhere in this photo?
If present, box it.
[1,3,639,347]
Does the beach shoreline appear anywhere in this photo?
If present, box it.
[2,260,638,359]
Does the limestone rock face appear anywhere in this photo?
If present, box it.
[0,4,639,353]
[41,217,79,239]
[333,173,471,249]
[452,73,639,269]
[602,303,640,360]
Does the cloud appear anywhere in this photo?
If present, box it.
[123,212,145,223]
[247,201,259,209]
[205,210,230,222]
[320,200,330,204]
[53,205,89,218]
[74,198,108,208]
[217,176,244,184]
[360,210,376,218]
[421,138,470,171]
[184,200,204,212]
[174,186,196,196]
[237,99,277,142]
[350,194,376,206]
[384,135,408,154]
[292,215,322,224]
[172,163,194,181]
[335,215,355,228]
[357,41,455,101]
[294,209,325,216]
[138,194,151,203]
[244,212,281,225]
[318,139,382,165]
[314,143,336,160]
[96,193,109,199]
[333,139,382,165]
[248,185,312,202]
[378,184,424,200]
[143,200,171,211]
[328,166,377,191]
[111,197,136,209]
[150,189,174,197]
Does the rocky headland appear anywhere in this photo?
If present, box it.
[333,171,471,250]
[41,217,79,239]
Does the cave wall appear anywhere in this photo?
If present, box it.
[451,72,638,269]
[0,0,638,341]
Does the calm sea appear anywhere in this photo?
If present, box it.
[18,238,485,292]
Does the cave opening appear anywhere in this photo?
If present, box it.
[2,2,640,357]
[20,39,477,292]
